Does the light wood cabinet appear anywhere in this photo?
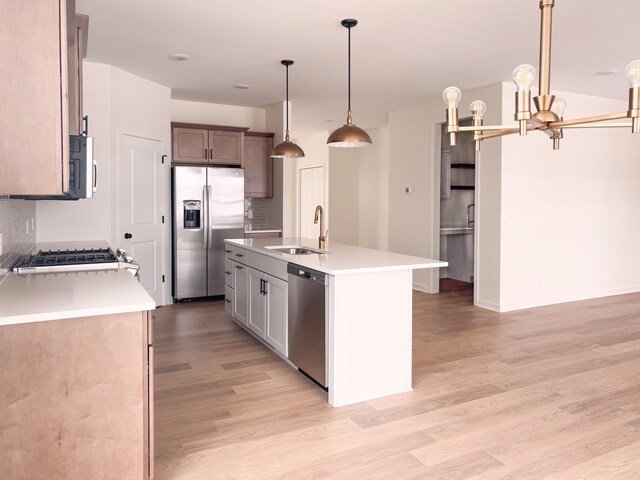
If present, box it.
[0,0,88,196]
[171,123,246,165]
[244,133,274,198]
[0,311,153,480]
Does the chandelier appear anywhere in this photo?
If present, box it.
[443,0,640,151]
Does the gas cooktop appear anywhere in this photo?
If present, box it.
[13,247,120,274]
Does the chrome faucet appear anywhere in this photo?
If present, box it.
[314,205,328,249]
[466,203,475,227]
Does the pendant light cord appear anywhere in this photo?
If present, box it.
[285,64,289,133]
[347,24,351,112]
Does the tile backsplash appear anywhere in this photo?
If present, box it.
[244,198,266,231]
[0,198,36,284]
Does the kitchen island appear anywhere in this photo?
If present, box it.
[0,248,155,480]
[225,237,446,407]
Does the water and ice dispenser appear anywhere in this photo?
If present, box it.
[183,200,201,229]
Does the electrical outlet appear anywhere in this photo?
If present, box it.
[405,186,413,194]
[248,210,253,219]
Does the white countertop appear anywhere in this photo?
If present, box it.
[0,240,155,327]
[226,237,447,275]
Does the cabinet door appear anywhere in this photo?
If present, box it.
[232,264,249,326]
[209,131,242,165]
[265,274,288,356]
[67,15,88,136]
[0,0,68,195]
[244,135,273,198]
[173,128,209,163]
[248,268,267,337]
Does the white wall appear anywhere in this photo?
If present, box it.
[387,83,503,296]
[328,148,359,245]
[358,127,389,250]
[498,87,640,311]
[36,62,114,243]
[291,131,330,238]
[171,99,265,131]
[36,62,172,303]
[327,126,390,250]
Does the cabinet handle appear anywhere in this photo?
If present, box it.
[260,278,264,295]
[263,280,268,296]
[210,148,213,160]
[225,298,231,303]
[82,115,89,136]
[204,148,208,160]
[235,265,243,270]
[224,271,231,275]
[224,249,232,253]
[235,253,244,257]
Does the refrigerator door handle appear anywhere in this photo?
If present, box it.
[201,185,207,245]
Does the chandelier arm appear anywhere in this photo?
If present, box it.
[458,125,523,132]
[549,112,628,128]
[562,122,633,129]
[477,129,521,141]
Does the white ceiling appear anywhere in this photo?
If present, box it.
[77,0,640,137]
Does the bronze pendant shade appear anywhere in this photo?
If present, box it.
[327,19,372,147]
[271,60,305,158]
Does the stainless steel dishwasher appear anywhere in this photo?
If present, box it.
[287,263,328,389]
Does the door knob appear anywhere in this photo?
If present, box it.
[124,233,132,239]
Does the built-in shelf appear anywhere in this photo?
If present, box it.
[451,163,476,169]
[450,185,475,190]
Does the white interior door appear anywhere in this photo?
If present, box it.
[118,134,164,304]
[298,166,325,239]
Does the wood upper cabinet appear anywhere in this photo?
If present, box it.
[171,123,245,165]
[67,13,89,136]
[0,0,88,196]
[244,132,274,198]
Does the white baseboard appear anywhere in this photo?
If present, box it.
[475,298,501,312]
[413,282,435,294]
[497,284,640,313]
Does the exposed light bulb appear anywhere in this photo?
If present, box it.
[551,97,567,117]
[442,86,462,109]
[625,60,640,88]
[512,64,536,91]
[470,100,487,120]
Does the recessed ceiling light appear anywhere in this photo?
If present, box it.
[168,53,190,61]
[234,84,251,89]
[595,69,618,76]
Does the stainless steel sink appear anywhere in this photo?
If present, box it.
[265,245,328,255]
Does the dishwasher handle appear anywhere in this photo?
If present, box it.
[287,263,327,286]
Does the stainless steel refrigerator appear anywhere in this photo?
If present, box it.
[172,166,244,300]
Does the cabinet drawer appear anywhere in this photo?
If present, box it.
[224,258,236,287]
[248,251,287,281]
[225,244,249,265]
[224,285,233,315]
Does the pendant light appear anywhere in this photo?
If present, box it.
[271,60,305,158]
[327,19,372,148]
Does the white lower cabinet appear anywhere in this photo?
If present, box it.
[225,243,288,358]
[232,263,248,326]
[248,268,266,337]
[265,274,287,356]
[247,267,288,357]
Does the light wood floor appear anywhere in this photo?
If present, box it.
[153,289,640,479]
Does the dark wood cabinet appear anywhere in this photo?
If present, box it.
[171,123,245,165]
[244,132,274,198]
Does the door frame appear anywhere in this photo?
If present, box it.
[430,119,480,302]
[116,130,169,305]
